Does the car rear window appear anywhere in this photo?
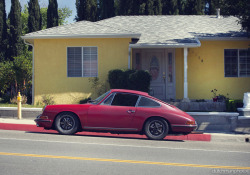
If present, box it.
[138,97,160,107]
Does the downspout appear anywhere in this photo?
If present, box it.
[128,46,131,69]
[23,39,35,105]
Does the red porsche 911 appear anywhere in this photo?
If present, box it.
[35,89,197,140]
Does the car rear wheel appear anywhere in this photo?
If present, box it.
[55,112,79,135]
[144,118,169,140]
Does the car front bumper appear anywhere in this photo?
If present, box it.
[34,114,52,129]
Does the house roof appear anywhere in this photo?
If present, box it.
[22,15,248,48]
[22,20,141,39]
[97,16,247,48]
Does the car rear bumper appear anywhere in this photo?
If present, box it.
[34,114,53,129]
[171,123,198,133]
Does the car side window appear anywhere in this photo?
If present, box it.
[111,93,139,107]
[138,97,160,107]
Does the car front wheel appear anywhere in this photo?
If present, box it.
[144,118,169,140]
[55,112,79,135]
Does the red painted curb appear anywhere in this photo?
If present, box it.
[0,123,211,141]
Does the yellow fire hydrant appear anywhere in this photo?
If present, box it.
[17,92,22,120]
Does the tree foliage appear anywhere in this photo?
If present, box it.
[185,0,204,15]
[0,0,7,61]
[0,50,32,102]
[28,0,42,33]
[47,0,59,28]
[8,0,23,61]
[75,0,97,22]
[99,0,115,19]
[220,0,250,33]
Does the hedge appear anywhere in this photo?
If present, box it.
[108,69,151,93]
[225,99,243,112]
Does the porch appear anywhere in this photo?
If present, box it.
[130,47,192,102]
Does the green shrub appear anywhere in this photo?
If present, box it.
[108,69,126,89]
[128,70,151,92]
[42,95,55,106]
[10,95,28,104]
[108,69,151,92]
[88,77,108,96]
[226,99,243,112]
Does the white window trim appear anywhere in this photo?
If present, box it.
[67,46,98,78]
[224,49,250,78]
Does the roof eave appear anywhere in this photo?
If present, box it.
[129,43,201,48]
[198,37,250,41]
[21,33,141,40]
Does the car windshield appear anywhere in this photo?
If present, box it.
[90,90,111,104]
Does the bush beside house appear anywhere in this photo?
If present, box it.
[108,69,151,93]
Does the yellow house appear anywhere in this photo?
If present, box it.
[22,16,250,104]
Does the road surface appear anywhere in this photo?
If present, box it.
[0,130,250,175]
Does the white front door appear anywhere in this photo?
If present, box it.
[146,51,166,100]
[132,49,176,101]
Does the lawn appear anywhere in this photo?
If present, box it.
[0,103,43,108]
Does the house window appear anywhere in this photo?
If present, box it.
[67,47,98,77]
[224,49,250,77]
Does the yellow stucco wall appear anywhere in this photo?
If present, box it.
[176,40,250,100]
[33,38,131,104]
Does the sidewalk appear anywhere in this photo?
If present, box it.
[0,117,249,143]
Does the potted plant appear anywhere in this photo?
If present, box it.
[211,89,218,102]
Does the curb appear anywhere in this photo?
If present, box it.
[0,122,211,142]
[0,118,249,143]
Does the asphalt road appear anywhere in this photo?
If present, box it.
[0,130,250,175]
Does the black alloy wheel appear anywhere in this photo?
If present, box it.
[144,118,169,140]
[55,112,79,135]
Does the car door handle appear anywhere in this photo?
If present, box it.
[127,110,135,114]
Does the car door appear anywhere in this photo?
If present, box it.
[85,93,139,131]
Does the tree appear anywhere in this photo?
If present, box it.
[205,0,219,15]
[177,0,185,15]
[162,0,178,15]
[99,0,115,19]
[21,5,29,35]
[0,50,32,102]
[131,0,143,15]
[75,0,98,22]
[28,0,42,33]
[58,7,72,25]
[153,0,162,15]
[117,0,132,15]
[47,0,59,28]
[145,0,154,15]
[0,0,7,61]
[220,0,250,34]
[40,7,72,29]
[8,0,23,61]
[185,0,205,15]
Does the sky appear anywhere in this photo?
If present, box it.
[5,0,77,24]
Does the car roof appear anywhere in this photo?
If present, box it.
[110,89,149,97]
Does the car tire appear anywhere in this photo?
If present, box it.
[144,118,169,140]
[55,112,79,135]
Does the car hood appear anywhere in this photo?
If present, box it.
[44,103,92,112]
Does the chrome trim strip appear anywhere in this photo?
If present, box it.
[172,125,197,128]
[34,119,51,123]
[84,126,138,131]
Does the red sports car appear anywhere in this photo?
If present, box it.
[35,89,197,140]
